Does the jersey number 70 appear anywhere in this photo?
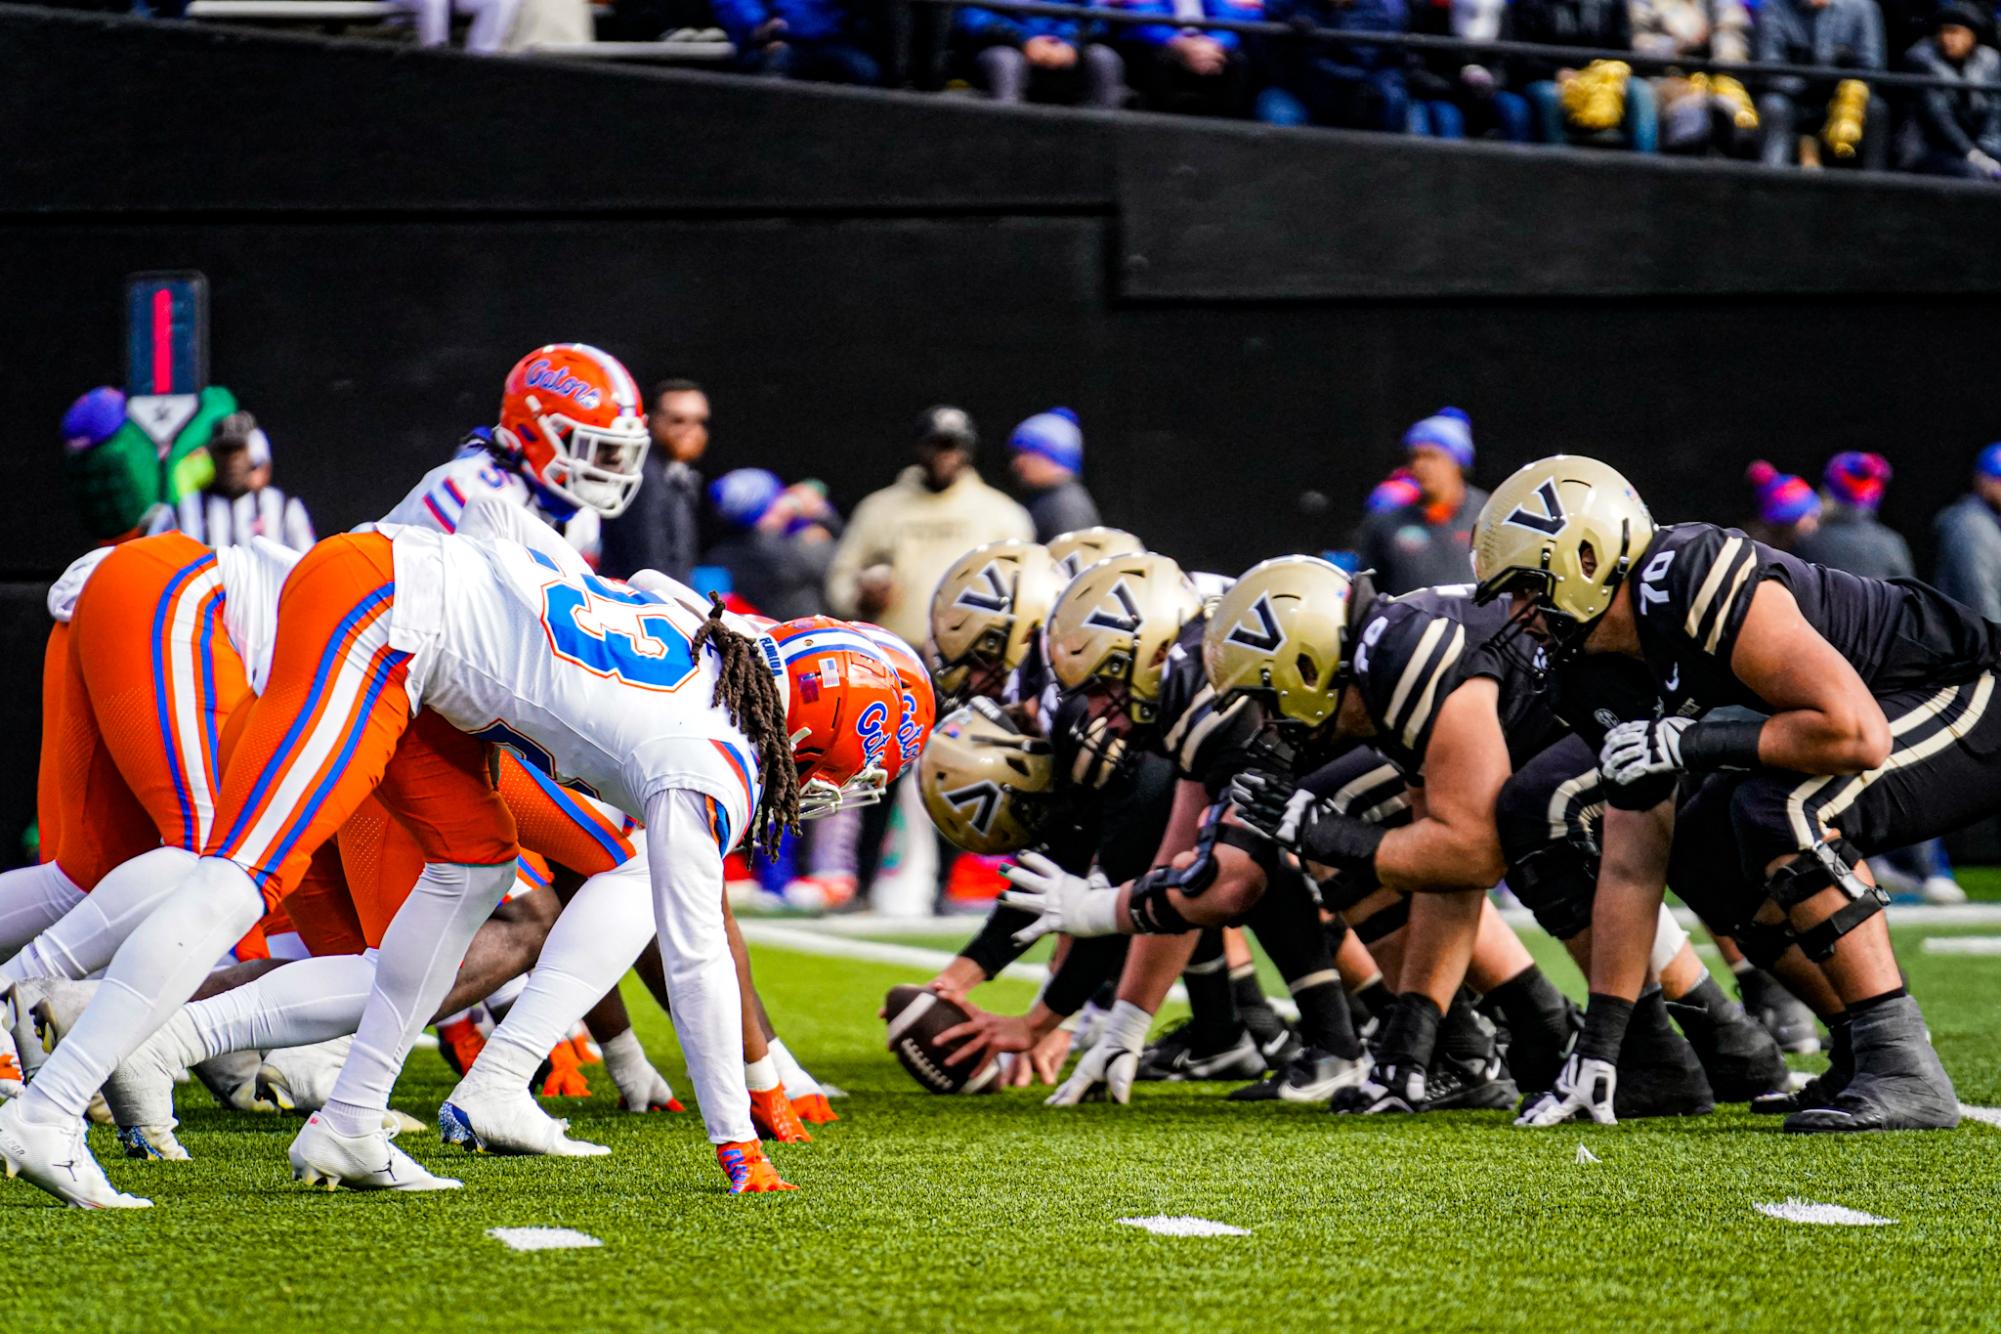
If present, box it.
[542,573,698,692]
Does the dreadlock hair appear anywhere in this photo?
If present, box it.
[689,593,800,859]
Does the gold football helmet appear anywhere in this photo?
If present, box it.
[1202,556,1357,729]
[928,541,1064,702]
[1472,454,1654,648]
[1047,526,1143,580]
[1045,552,1201,722]
[919,701,1056,855]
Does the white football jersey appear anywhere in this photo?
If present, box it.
[376,444,544,533]
[386,523,764,844]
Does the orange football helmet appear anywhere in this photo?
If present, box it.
[494,344,649,518]
[768,616,904,817]
[854,622,937,780]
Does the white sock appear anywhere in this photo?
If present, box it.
[187,955,378,1059]
[2,846,197,986]
[769,1037,821,1098]
[322,861,515,1137]
[744,1053,779,1093]
[0,862,85,958]
[21,857,261,1123]
[468,853,652,1089]
[1651,904,1690,975]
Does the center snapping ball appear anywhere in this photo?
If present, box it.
[883,984,1001,1095]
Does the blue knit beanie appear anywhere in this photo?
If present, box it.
[62,386,126,451]
[1402,406,1474,472]
[1009,408,1084,474]
[709,468,784,529]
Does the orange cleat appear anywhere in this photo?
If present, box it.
[717,1140,796,1194]
[749,1085,813,1143]
[790,1092,840,1125]
[566,1025,602,1066]
[540,1041,592,1098]
[0,1046,22,1094]
[438,1016,487,1076]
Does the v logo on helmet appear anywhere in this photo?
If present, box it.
[1505,480,1567,536]
[1084,581,1142,634]
[946,781,1003,834]
[954,563,1012,614]
[1224,594,1283,653]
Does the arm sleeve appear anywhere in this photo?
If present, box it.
[957,902,1043,977]
[644,788,755,1145]
[1041,935,1130,1017]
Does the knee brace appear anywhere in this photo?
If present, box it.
[1126,874,1196,935]
[1764,839,1885,962]
[1504,846,1596,942]
[1732,919,1793,969]
[1353,895,1411,945]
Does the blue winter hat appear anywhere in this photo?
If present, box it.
[709,468,784,529]
[1009,407,1084,474]
[1402,406,1474,472]
[1977,442,2001,481]
[62,386,126,451]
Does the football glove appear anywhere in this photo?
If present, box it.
[1598,716,1693,788]
[1045,1000,1150,1106]
[1229,770,1384,876]
[1513,1052,1619,1128]
[1000,852,1121,944]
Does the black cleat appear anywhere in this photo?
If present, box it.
[1667,995,1790,1102]
[1228,1047,1367,1102]
[1612,993,1714,1119]
[1330,1059,1428,1114]
[1136,1025,1266,1082]
[1424,1050,1520,1111]
[1238,1000,1301,1070]
[1784,997,1958,1133]
[1737,967,1821,1055]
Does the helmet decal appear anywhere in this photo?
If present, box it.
[953,562,1013,613]
[945,781,1003,835]
[1505,479,1568,536]
[524,358,604,410]
[1224,595,1284,652]
[1084,581,1143,633]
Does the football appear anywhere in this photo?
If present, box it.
[883,985,1000,1095]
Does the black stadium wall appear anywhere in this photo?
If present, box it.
[5,3,2001,849]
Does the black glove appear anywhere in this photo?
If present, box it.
[1229,770,1385,882]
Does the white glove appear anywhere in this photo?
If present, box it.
[1598,717,1693,787]
[1968,148,2001,180]
[999,852,1121,944]
[1514,1052,1619,1128]
[1045,1000,1150,1106]
[1070,998,1112,1056]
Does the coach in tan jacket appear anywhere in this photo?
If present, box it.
[826,406,1034,648]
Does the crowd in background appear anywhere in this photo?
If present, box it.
[63,0,2001,180]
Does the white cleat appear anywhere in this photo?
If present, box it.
[383,1109,426,1138]
[4,982,54,1081]
[256,1036,353,1113]
[438,1077,609,1158]
[1921,875,1969,905]
[288,1114,461,1192]
[0,1098,152,1209]
[194,1049,280,1113]
[26,978,101,1055]
[103,1028,188,1159]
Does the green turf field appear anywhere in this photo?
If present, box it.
[11,922,2001,1332]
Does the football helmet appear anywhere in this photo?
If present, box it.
[928,541,1064,702]
[494,344,650,519]
[767,616,904,819]
[1472,455,1654,653]
[1047,526,1143,580]
[919,701,1057,855]
[853,622,937,780]
[1045,552,1201,724]
[1203,556,1357,729]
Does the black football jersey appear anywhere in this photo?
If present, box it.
[1623,523,2000,717]
[1350,586,1564,781]
[1153,614,1267,797]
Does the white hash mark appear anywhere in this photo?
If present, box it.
[1753,1199,1895,1227]
[487,1226,604,1251]
[1117,1215,1250,1237]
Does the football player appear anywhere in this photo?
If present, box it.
[1473,454,1965,1132]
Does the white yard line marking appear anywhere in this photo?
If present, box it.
[488,1227,603,1252]
[1753,1200,1895,1227]
[1118,1215,1250,1237]
[1957,1103,2001,1129]
[1921,936,2001,955]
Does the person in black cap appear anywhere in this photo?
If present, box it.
[1899,3,2001,179]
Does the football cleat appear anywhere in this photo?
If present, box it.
[102,1026,189,1153]
[1784,997,1957,1134]
[1237,999,1302,1070]
[615,1061,686,1114]
[2,983,47,1082]
[1331,1060,1428,1115]
[1136,1026,1265,1082]
[0,1047,21,1100]
[1737,967,1821,1055]
[1423,1049,1521,1111]
[439,1078,609,1157]
[749,1086,812,1143]
[289,1114,461,1191]
[1610,1027,1715,1119]
[116,1123,189,1162]
[1228,1047,1368,1103]
[193,1049,279,1113]
[436,1015,488,1077]
[0,1098,151,1209]
[790,1092,839,1124]
[538,1041,592,1099]
[718,1140,795,1194]
[256,1036,354,1113]
[26,978,100,1056]
[1666,995,1789,1102]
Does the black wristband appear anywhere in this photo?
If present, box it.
[1575,992,1636,1064]
[1677,717,1765,772]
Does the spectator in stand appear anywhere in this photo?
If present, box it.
[1743,459,1821,552]
[1932,441,2001,623]
[1897,5,2001,181]
[1008,407,1100,541]
[1754,0,1887,170]
[1632,0,1759,156]
[1122,0,1264,116]
[151,411,316,552]
[599,378,710,583]
[1405,0,1532,141]
[957,0,1128,107]
[1515,0,1658,151]
[1793,451,1912,576]
[710,0,881,83]
[1255,0,1413,132]
[826,405,1033,648]
[1349,406,1487,594]
[701,468,843,622]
